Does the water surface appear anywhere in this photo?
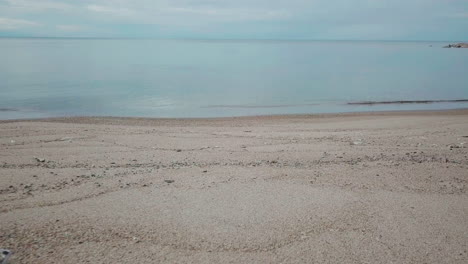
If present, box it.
[1,38,467,119]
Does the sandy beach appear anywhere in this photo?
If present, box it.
[1,110,467,263]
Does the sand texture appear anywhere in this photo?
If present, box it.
[1,110,468,263]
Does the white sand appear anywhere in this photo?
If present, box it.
[1,110,468,263]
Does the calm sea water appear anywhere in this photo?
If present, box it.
[1,38,467,119]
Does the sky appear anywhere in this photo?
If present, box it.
[0,0,467,40]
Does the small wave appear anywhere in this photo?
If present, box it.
[202,103,320,109]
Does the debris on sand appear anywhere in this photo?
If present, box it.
[351,139,363,145]
[34,157,46,162]
[164,180,175,184]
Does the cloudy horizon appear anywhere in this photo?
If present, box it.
[0,0,467,41]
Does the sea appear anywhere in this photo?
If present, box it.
[1,38,467,119]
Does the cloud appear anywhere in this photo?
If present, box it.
[84,2,290,26]
[0,0,467,40]
[0,17,40,29]
[5,0,73,12]
[86,5,136,17]
[56,25,84,32]
[164,7,290,21]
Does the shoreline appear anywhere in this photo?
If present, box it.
[1,108,468,125]
[2,100,468,121]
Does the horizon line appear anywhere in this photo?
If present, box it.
[0,36,463,43]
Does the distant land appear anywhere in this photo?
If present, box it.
[443,43,468,48]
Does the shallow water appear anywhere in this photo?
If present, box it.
[1,38,467,119]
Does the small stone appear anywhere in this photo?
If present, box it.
[202,170,208,173]
[176,149,182,152]
[165,180,175,184]
[35,157,46,162]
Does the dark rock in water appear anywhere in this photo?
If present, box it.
[0,108,18,112]
[443,43,468,48]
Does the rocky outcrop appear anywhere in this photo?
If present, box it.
[443,43,468,48]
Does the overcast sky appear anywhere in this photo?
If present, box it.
[0,0,467,40]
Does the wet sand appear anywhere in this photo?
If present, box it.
[1,110,468,263]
